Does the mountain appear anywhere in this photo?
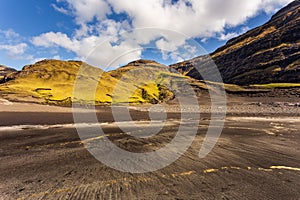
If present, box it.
[171,0,300,85]
[1,2,299,104]
[0,65,17,82]
[0,59,179,105]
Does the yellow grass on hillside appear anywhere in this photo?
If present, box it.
[0,60,181,105]
[250,83,300,88]
[212,26,276,58]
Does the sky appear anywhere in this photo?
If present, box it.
[0,0,295,70]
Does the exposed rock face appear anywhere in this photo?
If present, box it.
[171,0,300,85]
[0,65,17,82]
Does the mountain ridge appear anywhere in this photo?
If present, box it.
[170,0,300,85]
[1,1,300,104]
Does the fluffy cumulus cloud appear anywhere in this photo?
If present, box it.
[0,29,28,59]
[261,0,295,13]
[0,43,27,57]
[218,26,250,41]
[0,29,63,64]
[32,0,294,67]
[63,0,111,24]
[32,32,80,50]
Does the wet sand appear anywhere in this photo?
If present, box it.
[0,98,300,199]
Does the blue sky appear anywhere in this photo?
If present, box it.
[0,0,294,70]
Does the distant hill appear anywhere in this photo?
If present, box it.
[0,65,17,82]
[0,59,180,105]
[171,0,300,85]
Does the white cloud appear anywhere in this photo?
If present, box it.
[0,29,20,39]
[218,26,250,41]
[28,55,62,64]
[32,32,80,51]
[0,29,31,61]
[219,32,239,41]
[107,0,293,38]
[261,0,295,13]
[61,0,111,25]
[0,29,65,65]
[31,29,141,68]
[0,43,27,57]
[51,4,69,15]
[34,0,294,67]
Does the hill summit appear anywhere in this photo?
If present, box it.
[0,65,17,83]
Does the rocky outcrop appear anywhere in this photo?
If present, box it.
[171,0,300,85]
[0,65,17,83]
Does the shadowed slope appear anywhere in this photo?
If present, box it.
[171,0,300,85]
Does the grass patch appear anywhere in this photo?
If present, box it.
[213,26,276,58]
[250,83,300,88]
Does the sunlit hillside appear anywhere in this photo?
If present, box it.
[0,59,182,105]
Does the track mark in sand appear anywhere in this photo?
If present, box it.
[24,140,83,150]
[22,170,197,199]
[170,171,196,177]
[23,133,125,149]
[270,166,300,171]
[204,167,241,173]
[203,166,300,174]
[258,168,273,172]
[19,170,75,200]
[230,167,241,170]
[227,117,300,123]
[19,165,300,199]
[204,169,219,173]
[22,187,72,199]
[226,117,300,135]
[225,126,276,135]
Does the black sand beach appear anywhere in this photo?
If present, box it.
[0,96,300,200]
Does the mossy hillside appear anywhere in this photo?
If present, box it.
[250,83,300,88]
[0,60,121,104]
[0,60,182,105]
[108,60,183,103]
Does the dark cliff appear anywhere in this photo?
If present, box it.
[171,0,300,85]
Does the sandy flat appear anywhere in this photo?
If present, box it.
[0,98,73,113]
[0,96,300,199]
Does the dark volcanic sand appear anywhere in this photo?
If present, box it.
[0,99,300,200]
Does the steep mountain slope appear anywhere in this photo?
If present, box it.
[0,65,16,82]
[171,0,300,85]
[0,59,181,105]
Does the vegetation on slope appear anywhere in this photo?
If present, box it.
[250,83,300,88]
[107,60,179,104]
[0,59,181,105]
